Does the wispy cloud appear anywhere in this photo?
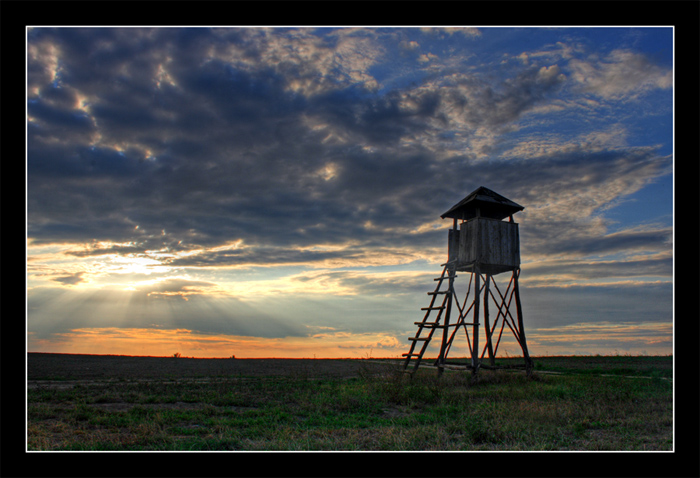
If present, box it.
[568,49,673,100]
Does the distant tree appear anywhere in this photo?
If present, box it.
[173,352,181,358]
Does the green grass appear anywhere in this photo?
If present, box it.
[27,357,673,451]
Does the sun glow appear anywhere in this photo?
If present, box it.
[27,327,408,359]
[107,255,169,275]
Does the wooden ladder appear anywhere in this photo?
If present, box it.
[401,262,456,375]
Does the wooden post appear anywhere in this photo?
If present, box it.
[436,267,454,377]
[483,274,495,366]
[472,268,480,372]
[513,268,533,375]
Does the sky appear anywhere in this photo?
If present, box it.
[26,26,674,359]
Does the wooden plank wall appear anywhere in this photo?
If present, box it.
[457,217,519,269]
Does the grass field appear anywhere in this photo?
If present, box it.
[26,354,673,451]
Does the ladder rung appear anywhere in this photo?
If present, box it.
[427,291,449,295]
[421,306,445,311]
[402,353,420,357]
[408,337,430,341]
[434,276,456,280]
[415,321,444,328]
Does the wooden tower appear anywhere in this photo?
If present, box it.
[402,186,534,377]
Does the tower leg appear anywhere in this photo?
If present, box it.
[471,268,480,374]
[513,268,534,376]
[483,274,496,366]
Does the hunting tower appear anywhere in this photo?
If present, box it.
[402,186,534,377]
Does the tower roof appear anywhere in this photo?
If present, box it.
[441,186,524,221]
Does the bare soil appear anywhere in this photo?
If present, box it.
[27,353,390,381]
[27,353,673,386]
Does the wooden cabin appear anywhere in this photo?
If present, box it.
[442,187,523,275]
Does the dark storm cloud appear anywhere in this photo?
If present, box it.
[28,27,671,272]
[330,89,442,145]
[28,97,93,133]
[448,64,566,129]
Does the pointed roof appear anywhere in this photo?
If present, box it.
[441,186,524,221]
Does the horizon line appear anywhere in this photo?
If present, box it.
[26,351,673,360]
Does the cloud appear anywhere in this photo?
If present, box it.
[52,271,85,285]
[527,321,673,355]
[520,281,673,329]
[568,49,672,100]
[206,28,385,97]
[134,278,223,300]
[288,269,434,297]
[524,251,671,280]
